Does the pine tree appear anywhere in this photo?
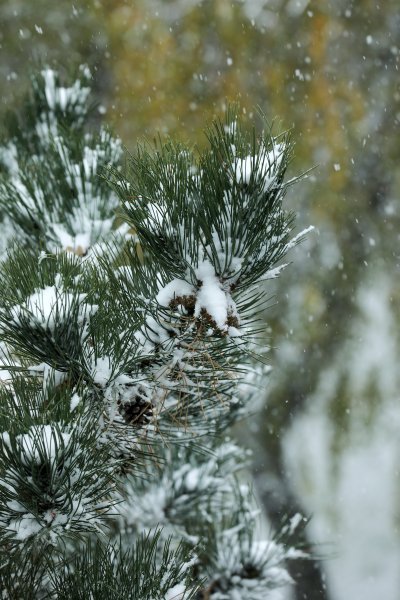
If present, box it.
[0,67,311,599]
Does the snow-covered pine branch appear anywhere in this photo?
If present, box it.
[0,69,310,597]
[0,65,127,259]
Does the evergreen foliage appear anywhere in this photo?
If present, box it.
[0,67,310,598]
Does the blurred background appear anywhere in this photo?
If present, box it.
[1,1,399,598]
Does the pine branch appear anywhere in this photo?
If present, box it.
[0,66,312,598]
[48,530,199,600]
